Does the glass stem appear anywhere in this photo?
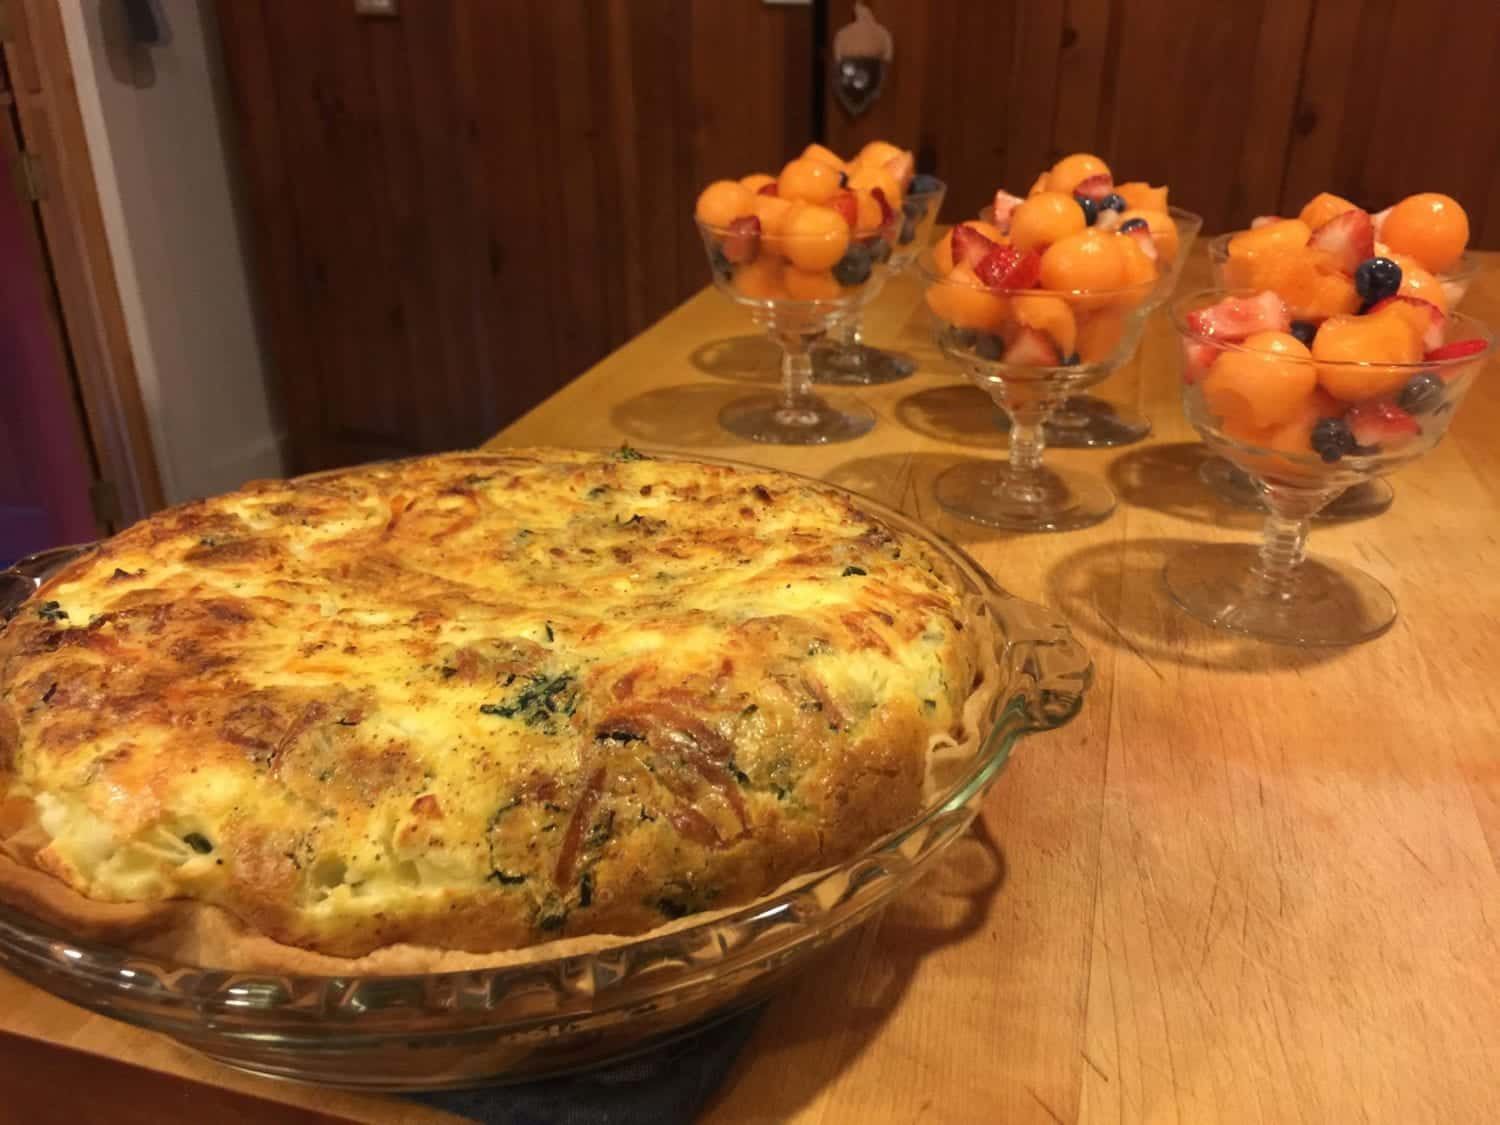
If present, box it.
[846,315,864,348]
[780,333,815,411]
[1002,399,1048,503]
[1252,484,1334,596]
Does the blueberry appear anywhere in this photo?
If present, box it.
[950,327,978,349]
[832,243,874,286]
[899,216,917,244]
[1101,193,1127,212]
[837,170,850,189]
[1119,217,1148,234]
[1289,320,1318,347]
[1398,372,1444,414]
[974,333,1004,360]
[909,173,943,195]
[709,245,733,281]
[1354,257,1402,303]
[1061,351,1082,366]
[1310,417,1355,463]
[1075,195,1098,226]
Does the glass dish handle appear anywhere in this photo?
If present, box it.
[992,596,1093,732]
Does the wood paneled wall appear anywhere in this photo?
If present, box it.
[218,0,811,473]
[825,0,1500,243]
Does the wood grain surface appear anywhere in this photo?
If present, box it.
[216,0,812,473]
[825,0,1500,244]
[2,243,1499,1123]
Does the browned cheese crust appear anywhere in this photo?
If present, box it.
[0,450,984,963]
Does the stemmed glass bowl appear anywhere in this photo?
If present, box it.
[697,215,898,444]
[983,207,1203,448]
[815,176,948,386]
[918,252,1159,531]
[1166,288,1492,645]
[1199,235,1484,518]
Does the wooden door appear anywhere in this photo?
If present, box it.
[822,0,1500,240]
[0,56,100,564]
[218,0,813,474]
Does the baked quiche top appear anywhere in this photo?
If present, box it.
[0,449,987,963]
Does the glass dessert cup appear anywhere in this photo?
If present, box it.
[919,254,1157,531]
[0,468,1093,1090]
[987,206,1203,448]
[1200,236,1484,519]
[698,217,896,444]
[815,178,947,386]
[1166,289,1493,645]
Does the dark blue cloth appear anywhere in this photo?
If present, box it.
[406,1005,763,1125]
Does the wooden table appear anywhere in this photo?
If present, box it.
[5,246,1500,1124]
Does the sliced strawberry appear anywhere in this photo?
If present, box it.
[1003,326,1062,367]
[1367,295,1444,351]
[1424,337,1487,362]
[1182,340,1219,384]
[827,190,858,229]
[1123,223,1159,262]
[722,215,761,264]
[991,189,1025,234]
[871,186,896,228]
[950,222,1000,269]
[1307,208,1374,274]
[974,246,1042,291]
[1072,173,1113,203]
[1345,401,1420,451]
[1250,215,1283,229]
[1184,291,1290,340]
[757,182,779,197]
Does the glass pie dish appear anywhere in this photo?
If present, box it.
[0,471,1091,1091]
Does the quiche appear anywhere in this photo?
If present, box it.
[0,449,996,971]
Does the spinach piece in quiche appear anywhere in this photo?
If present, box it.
[36,601,68,622]
[479,672,577,731]
[614,444,648,462]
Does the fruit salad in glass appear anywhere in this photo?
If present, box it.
[979,153,1202,446]
[1168,287,1491,645]
[917,197,1166,531]
[1204,190,1481,517]
[694,152,902,443]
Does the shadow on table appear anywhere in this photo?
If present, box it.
[821,450,1019,550]
[609,383,748,449]
[1107,441,1265,531]
[892,383,1003,449]
[1045,534,1341,673]
[704,817,1007,1122]
[689,335,781,382]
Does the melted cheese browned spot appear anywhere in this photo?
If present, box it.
[0,449,981,957]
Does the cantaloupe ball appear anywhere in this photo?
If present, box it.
[1380,193,1469,274]
[1297,192,1356,231]
[854,140,904,169]
[784,265,842,301]
[1228,218,1311,257]
[1010,191,1087,253]
[1117,182,1169,212]
[1120,208,1180,263]
[801,143,848,171]
[777,158,843,204]
[782,204,850,271]
[1201,332,1316,429]
[1048,153,1112,196]
[847,164,903,208]
[924,263,1008,332]
[1313,314,1422,401]
[696,180,755,228]
[1039,229,1126,293]
[734,256,786,299]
